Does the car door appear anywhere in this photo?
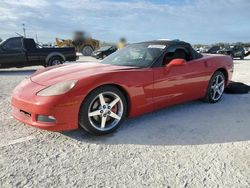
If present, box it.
[23,38,41,66]
[152,46,207,110]
[0,38,27,68]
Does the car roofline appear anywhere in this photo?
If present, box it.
[130,40,190,46]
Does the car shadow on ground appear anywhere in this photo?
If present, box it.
[63,93,250,146]
[0,69,37,76]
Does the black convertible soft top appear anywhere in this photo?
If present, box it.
[136,39,189,46]
[135,39,202,60]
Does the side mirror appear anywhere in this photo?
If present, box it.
[166,59,186,68]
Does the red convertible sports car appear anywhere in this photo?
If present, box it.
[11,40,233,135]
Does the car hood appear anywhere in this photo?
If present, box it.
[30,62,135,86]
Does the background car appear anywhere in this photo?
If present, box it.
[0,37,77,68]
[218,45,245,59]
[91,45,117,59]
[205,45,221,54]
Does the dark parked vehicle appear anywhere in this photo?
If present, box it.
[218,45,245,59]
[0,37,77,68]
[91,46,117,59]
[206,45,221,54]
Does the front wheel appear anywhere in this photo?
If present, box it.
[203,71,225,103]
[79,86,127,135]
[240,53,244,60]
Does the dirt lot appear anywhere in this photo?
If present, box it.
[0,56,250,187]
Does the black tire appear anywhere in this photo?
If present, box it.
[82,46,93,56]
[203,71,225,103]
[47,56,63,67]
[240,53,244,60]
[79,85,127,135]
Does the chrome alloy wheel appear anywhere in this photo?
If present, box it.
[210,74,225,101]
[88,92,124,131]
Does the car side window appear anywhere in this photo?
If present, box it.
[162,47,190,66]
[3,38,22,50]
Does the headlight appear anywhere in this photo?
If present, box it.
[37,80,77,96]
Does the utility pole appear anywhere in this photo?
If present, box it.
[22,23,26,37]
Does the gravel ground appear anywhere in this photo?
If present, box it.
[0,56,250,187]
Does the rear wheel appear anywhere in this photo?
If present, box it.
[203,71,225,103]
[79,86,127,135]
[82,46,93,56]
[48,56,63,66]
[240,53,244,60]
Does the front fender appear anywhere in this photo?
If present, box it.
[70,69,154,117]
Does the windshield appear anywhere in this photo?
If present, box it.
[101,43,166,68]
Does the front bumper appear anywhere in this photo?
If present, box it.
[11,78,82,131]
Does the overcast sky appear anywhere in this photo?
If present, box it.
[0,0,249,44]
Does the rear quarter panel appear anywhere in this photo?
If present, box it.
[201,54,233,86]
